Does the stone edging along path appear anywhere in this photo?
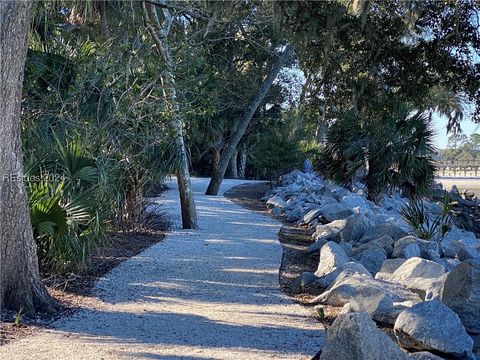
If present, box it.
[0,177,323,360]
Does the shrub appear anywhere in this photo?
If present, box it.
[400,193,454,241]
[315,104,437,201]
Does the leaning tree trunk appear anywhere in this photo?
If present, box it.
[205,45,293,195]
[0,0,58,315]
[143,1,197,229]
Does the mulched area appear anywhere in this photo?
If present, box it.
[1,202,169,346]
[225,182,340,325]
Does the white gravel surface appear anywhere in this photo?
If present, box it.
[1,177,323,359]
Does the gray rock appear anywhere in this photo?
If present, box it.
[320,312,408,360]
[266,195,287,209]
[472,334,480,359]
[407,351,446,360]
[358,249,387,275]
[360,223,409,243]
[382,257,445,281]
[317,186,333,197]
[331,187,351,201]
[314,241,351,287]
[378,259,408,275]
[441,259,480,334]
[319,203,354,222]
[394,300,473,358]
[335,214,375,243]
[441,228,480,259]
[310,219,348,248]
[341,195,369,213]
[376,258,445,300]
[301,208,322,224]
[299,272,326,294]
[393,242,422,259]
[315,274,421,325]
[307,239,328,254]
[353,236,393,258]
[457,245,480,261]
[401,275,447,301]
[339,242,354,257]
[393,236,440,260]
[434,257,461,272]
[330,262,372,286]
[268,207,282,216]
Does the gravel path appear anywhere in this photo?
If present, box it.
[1,178,323,359]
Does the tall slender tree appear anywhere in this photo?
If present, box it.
[0,0,58,315]
[143,0,197,229]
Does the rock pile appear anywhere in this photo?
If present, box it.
[265,170,480,359]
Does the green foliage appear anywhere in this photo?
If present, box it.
[26,136,106,273]
[250,130,302,182]
[315,103,437,201]
[400,193,454,241]
[441,132,480,161]
[276,1,480,130]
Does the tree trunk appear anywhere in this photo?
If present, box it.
[143,1,197,229]
[227,151,239,179]
[291,72,311,139]
[315,102,327,144]
[205,45,293,195]
[238,144,247,179]
[0,0,58,315]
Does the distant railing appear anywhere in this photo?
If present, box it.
[435,160,480,177]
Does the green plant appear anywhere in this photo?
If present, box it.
[26,136,107,273]
[315,103,437,201]
[400,192,453,241]
[250,130,303,184]
[13,308,24,327]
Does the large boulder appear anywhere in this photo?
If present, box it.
[357,248,387,275]
[319,203,354,222]
[394,300,473,358]
[376,258,446,300]
[354,235,395,258]
[329,262,372,286]
[378,257,445,282]
[441,228,480,259]
[392,236,440,260]
[266,195,287,210]
[378,259,408,275]
[315,274,421,325]
[360,223,409,243]
[320,312,408,360]
[314,241,351,287]
[341,195,370,214]
[441,259,480,334]
[309,219,348,252]
[335,214,375,243]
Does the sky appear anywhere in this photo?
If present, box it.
[432,114,479,149]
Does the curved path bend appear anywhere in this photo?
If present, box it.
[1,178,323,359]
